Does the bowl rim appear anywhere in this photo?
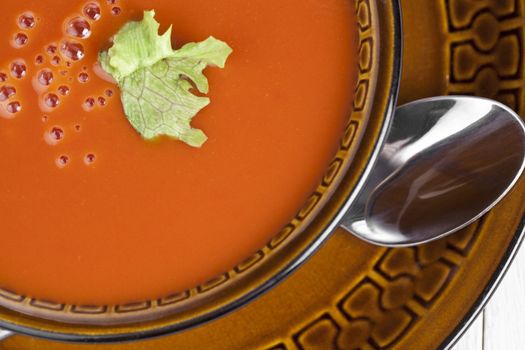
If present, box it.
[0,0,404,342]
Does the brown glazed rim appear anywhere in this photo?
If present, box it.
[0,0,402,342]
[441,221,525,349]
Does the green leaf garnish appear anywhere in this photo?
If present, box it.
[99,10,232,147]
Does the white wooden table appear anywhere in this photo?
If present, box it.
[452,242,525,349]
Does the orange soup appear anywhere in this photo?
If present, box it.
[0,0,357,305]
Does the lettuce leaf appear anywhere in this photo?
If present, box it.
[99,10,232,147]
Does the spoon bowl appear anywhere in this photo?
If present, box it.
[341,96,525,246]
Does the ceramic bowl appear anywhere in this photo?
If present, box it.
[0,0,402,342]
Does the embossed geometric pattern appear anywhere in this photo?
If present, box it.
[338,278,416,348]
[294,314,341,350]
[264,225,481,350]
[447,0,523,112]
[446,0,518,31]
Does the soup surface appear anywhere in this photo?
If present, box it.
[0,0,357,305]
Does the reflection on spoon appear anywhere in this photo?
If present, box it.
[340,96,525,247]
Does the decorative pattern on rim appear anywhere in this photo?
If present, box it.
[0,0,373,322]
[263,0,523,348]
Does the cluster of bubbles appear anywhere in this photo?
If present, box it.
[83,89,112,111]
[12,12,35,48]
[1,1,124,167]
[0,60,27,116]
[44,125,96,167]
[54,152,99,167]
[0,13,36,115]
[36,8,94,110]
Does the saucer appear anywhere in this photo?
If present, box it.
[4,0,525,348]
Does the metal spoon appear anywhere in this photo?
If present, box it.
[340,96,525,247]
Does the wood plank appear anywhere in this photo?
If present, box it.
[451,313,483,350]
[484,243,525,350]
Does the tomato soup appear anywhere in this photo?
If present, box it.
[0,0,357,305]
